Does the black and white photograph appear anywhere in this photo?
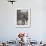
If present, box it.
[16,8,31,28]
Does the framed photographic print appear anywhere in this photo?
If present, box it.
[16,8,31,28]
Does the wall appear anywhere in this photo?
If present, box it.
[0,0,46,42]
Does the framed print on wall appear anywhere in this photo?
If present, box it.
[16,8,31,28]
